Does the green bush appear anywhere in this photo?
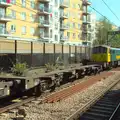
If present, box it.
[11,61,28,76]
[45,63,55,72]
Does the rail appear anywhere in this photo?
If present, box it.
[66,76,120,120]
[0,97,35,114]
[109,102,120,120]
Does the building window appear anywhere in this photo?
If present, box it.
[55,0,58,6]
[55,35,58,41]
[30,13,34,22]
[78,24,80,29]
[0,8,5,16]
[73,23,75,28]
[11,10,16,19]
[78,33,80,39]
[30,0,35,9]
[55,23,58,29]
[11,0,16,4]
[30,27,35,35]
[21,0,26,7]
[50,29,52,38]
[22,26,26,34]
[73,33,75,38]
[67,32,70,39]
[73,4,76,9]
[54,11,58,18]
[21,12,26,20]
[11,25,16,32]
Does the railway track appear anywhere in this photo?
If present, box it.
[66,76,120,120]
[0,72,116,117]
[0,96,35,114]
[79,90,120,120]
[0,68,119,120]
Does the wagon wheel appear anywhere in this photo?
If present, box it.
[56,80,61,87]
[75,72,79,79]
[40,82,48,93]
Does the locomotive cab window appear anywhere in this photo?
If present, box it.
[92,46,107,54]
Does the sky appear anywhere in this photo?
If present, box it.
[90,0,120,27]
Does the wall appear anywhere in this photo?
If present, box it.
[0,39,91,70]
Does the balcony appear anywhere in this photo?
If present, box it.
[82,0,91,6]
[83,9,91,16]
[0,28,11,37]
[38,20,50,28]
[60,24,69,30]
[38,7,50,15]
[60,0,69,8]
[38,0,50,3]
[82,27,87,34]
[82,27,91,34]
[0,0,12,7]
[0,14,12,22]
[60,35,68,41]
[60,12,68,19]
[40,32,50,41]
[83,20,91,24]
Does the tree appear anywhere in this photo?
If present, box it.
[93,17,112,46]
[109,34,120,48]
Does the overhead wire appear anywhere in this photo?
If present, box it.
[101,0,120,24]
[89,6,116,26]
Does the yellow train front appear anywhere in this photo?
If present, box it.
[91,45,111,68]
[91,45,120,68]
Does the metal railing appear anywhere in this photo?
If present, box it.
[60,24,69,29]
[0,28,9,34]
[39,7,50,13]
[60,35,68,41]
[0,14,12,19]
[39,20,50,25]
[60,0,69,7]
[60,12,68,18]
[40,33,49,38]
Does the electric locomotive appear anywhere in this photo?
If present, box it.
[91,45,120,68]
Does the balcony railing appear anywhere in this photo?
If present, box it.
[60,35,68,41]
[83,20,91,24]
[0,0,12,6]
[82,27,92,33]
[39,20,50,27]
[38,7,51,14]
[60,12,68,19]
[82,0,91,6]
[60,0,69,8]
[0,14,12,21]
[60,24,69,30]
[83,9,91,15]
[38,0,50,2]
[0,28,11,36]
[40,32,49,40]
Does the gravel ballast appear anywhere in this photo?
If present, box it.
[1,71,120,120]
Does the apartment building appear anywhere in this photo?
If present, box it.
[82,0,91,46]
[0,0,91,45]
[60,0,82,45]
[0,0,38,40]
[89,13,96,45]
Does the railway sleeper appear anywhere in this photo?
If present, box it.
[95,103,116,108]
[91,106,115,111]
[82,112,110,119]
[80,115,99,120]
[88,108,113,114]
[96,101,118,105]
